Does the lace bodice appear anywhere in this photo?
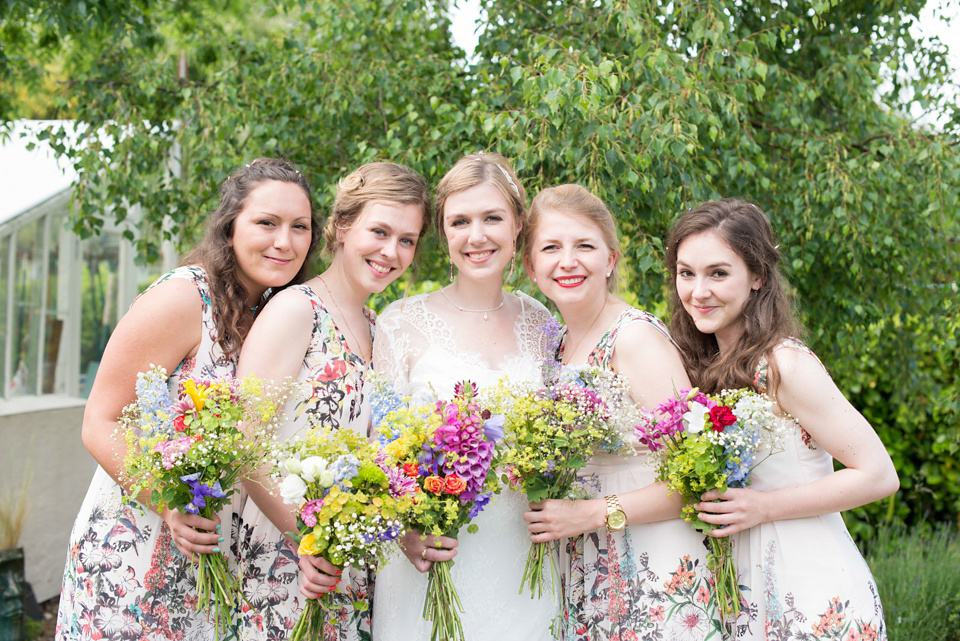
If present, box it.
[373,290,556,400]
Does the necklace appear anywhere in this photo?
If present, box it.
[438,287,505,321]
[317,277,371,362]
[562,300,607,365]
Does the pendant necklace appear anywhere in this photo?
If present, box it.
[439,286,505,321]
[563,300,607,365]
[317,277,371,362]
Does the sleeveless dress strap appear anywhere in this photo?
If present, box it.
[753,337,823,394]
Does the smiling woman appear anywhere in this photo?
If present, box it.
[55,158,321,641]
[231,161,430,641]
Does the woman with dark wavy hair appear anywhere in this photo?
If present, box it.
[57,158,320,641]
[667,198,898,639]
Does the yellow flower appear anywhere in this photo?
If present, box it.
[183,380,209,411]
[298,532,321,555]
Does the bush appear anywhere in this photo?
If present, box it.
[866,523,960,641]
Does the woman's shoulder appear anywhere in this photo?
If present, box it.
[379,292,429,320]
[768,338,822,369]
[257,283,317,319]
[513,290,555,322]
[615,306,673,344]
[132,266,207,313]
[763,338,829,391]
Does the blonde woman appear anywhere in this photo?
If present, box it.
[371,153,556,641]
[234,163,430,641]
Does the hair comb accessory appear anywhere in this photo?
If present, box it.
[494,163,520,198]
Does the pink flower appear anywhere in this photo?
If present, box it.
[649,605,664,622]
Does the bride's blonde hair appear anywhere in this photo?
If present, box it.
[434,152,526,247]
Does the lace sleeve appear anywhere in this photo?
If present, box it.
[515,292,562,366]
[372,297,432,395]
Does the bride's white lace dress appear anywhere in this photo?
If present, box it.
[371,290,558,641]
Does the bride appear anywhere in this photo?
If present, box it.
[371,152,556,640]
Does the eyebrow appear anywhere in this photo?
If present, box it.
[368,220,419,236]
[676,260,733,268]
[444,207,508,219]
[253,211,311,221]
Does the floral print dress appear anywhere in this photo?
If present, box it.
[559,307,722,641]
[56,266,239,641]
[233,284,375,641]
[729,338,886,640]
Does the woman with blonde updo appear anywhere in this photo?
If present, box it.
[371,153,557,641]
[234,162,431,641]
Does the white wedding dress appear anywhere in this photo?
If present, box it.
[371,290,558,641]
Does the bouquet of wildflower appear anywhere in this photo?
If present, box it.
[635,387,789,620]
[275,424,417,641]
[488,366,642,598]
[120,366,285,636]
[376,380,504,641]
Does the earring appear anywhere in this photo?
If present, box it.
[449,260,455,282]
[507,252,516,282]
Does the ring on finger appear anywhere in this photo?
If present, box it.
[421,548,428,560]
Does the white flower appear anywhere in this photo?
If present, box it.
[300,456,328,483]
[683,401,709,434]
[317,469,335,488]
[279,474,308,504]
[284,458,303,475]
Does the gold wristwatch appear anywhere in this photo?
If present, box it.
[604,494,627,531]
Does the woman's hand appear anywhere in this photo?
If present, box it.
[696,487,772,537]
[399,528,458,573]
[162,508,223,560]
[299,555,343,599]
[524,498,605,542]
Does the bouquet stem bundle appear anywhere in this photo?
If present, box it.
[424,559,465,641]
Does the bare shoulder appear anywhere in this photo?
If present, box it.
[123,276,202,335]
[615,317,677,358]
[258,284,315,326]
[768,342,830,386]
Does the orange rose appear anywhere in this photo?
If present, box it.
[423,475,445,494]
[444,475,467,495]
[402,463,420,478]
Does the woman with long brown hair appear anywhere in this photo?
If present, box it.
[57,158,320,641]
[667,198,898,639]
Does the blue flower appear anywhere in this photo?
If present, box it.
[468,492,493,519]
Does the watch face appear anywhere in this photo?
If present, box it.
[607,509,627,531]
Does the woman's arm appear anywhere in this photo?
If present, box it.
[525,320,688,542]
[236,289,314,541]
[696,346,899,536]
[82,277,222,558]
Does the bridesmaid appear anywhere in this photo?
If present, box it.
[667,198,898,639]
[233,162,429,641]
[522,184,722,640]
[371,152,557,641]
[56,158,319,641]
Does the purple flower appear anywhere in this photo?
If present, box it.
[180,473,226,514]
[483,414,505,442]
[468,492,492,519]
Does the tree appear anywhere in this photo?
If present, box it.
[2,0,958,534]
